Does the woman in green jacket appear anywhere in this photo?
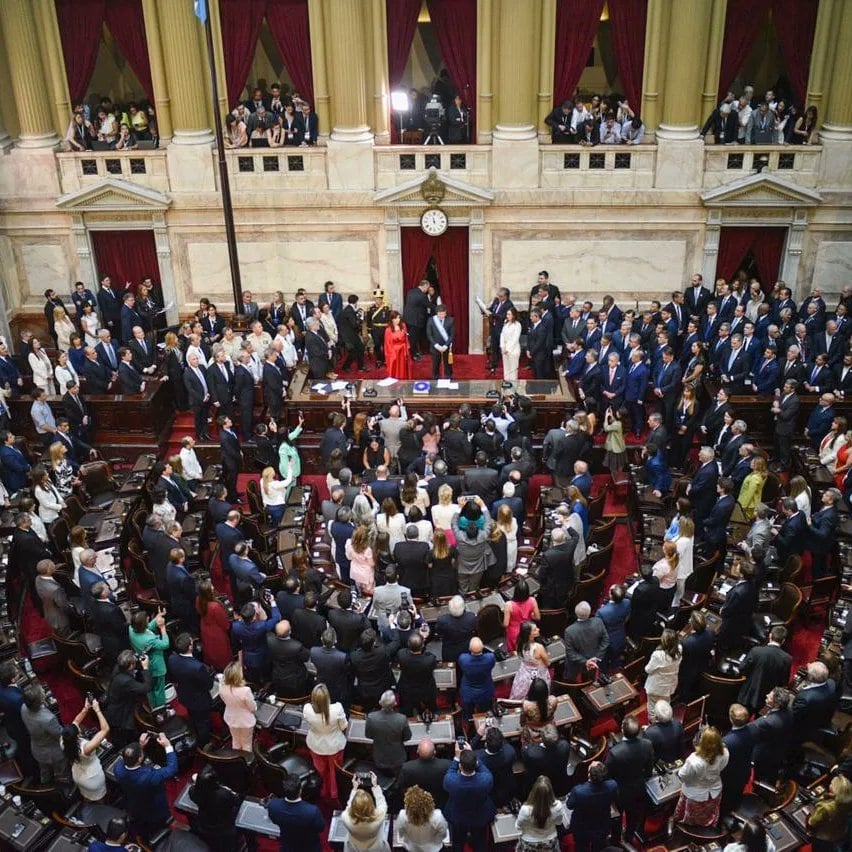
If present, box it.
[128,610,170,709]
[274,414,304,496]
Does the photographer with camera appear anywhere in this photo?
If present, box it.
[128,608,170,710]
[342,770,390,852]
[104,649,153,747]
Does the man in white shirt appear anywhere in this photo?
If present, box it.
[186,334,209,369]
[179,436,204,485]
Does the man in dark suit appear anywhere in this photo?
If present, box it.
[327,590,369,654]
[142,516,175,598]
[808,487,841,578]
[702,478,736,557]
[463,451,500,505]
[487,289,514,371]
[521,724,573,795]
[679,610,715,700]
[684,274,712,318]
[774,496,807,565]
[289,290,315,340]
[232,352,255,441]
[403,280,431,360]
[207,349,234,419]
[11,514,51,601]
[397,739,451,809]
[566,761,620,850]
[653,348,682,431]
[721,704,755,816]
[127,326,156,375]
[813,319,845,368]
[526,309,554,379]
[118,293,144,345]
[642,700,684,762]
[627,565,663,642]
[537,527,579,609]
[624,349,649,436]
[689,447,720,535]
[310,630,351,707]
[600,352,627,409]
[0,432,31,494]
[370,466,403,507]
[166,547,199,631]
[699,387,731,445]
[262,348,286,420]
[605,716,654,844]
[202,305,225,344]
[717,559,758,651]
[750,686,794,783]
[803,353,835,394]
[218,416,242,504]
[396,634,437,715]
[437,598,478,663]
[317,281,343,320]
[83,347,112,394]
[427,305,454,379]
[772,379,800,469]
[116,348,144,394]
[443,746,496,852]
[62,382,91,438]
[166,633,214,746]
[553,423,587,489]
[267,620,311,698]
[719,334,752,393]
[296,103,319,145]
[720,421,748,476]
[184,354,211,440]
[338,295,366,372]
[215,511,245,579]
[563,602,609,681]
[88,582,130,665]
[267,775,324,852]
[738,626,792,713]
[290,592,327,648]
[792,661,839,745]
[305,319,334,380]
[394,525,431,597]
[805,393,836,449]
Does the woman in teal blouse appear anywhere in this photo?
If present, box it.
[128,610,170,709]
[275,414,304,497]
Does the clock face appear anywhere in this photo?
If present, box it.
[420,207,448,236]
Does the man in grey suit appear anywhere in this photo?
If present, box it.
[21,684,70,787]
[371,567,412,628]
[427,305,454,380]
[365,690,412,774]
[563,602,610,681]
[35,559,69,633]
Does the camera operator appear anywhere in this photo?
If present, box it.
[104,650,153,747]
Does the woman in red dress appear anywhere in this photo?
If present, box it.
[195,579,233,671]
[384,310,412,380]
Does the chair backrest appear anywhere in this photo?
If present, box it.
[253,742,288,795]
[476,604,504,644]
[808,575,838,604]
[128,539,157,589]
[588,517,617,549]
[586,487,607,526]
[681,695,706,737]
[80,460,113,496]
[62,494,87,526]
[771,582,803,624]
[700,672,746,725]
[197,748,253,794]
[52,632,97,667]
[584,542,614,578]
[539,609,568,638]
[762,472,783,505]
[570,567,607,611]
[781,554,802,585]
[622,655,647,688]
[49,516,70,555]
[68,659,105,694]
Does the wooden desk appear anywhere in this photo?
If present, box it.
[472,695,581,737]
[581,673,638,713]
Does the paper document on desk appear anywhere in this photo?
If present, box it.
[310,383,330,393]
[377,377,398,387]
[719,582,733,594]
[330,381,349,391]
[475,296,489,315]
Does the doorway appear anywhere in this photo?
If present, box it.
[91,229,159,293]
[716,226,787,291]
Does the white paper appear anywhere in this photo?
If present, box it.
[157,301,175,315]
[330,381,349,390]
[475,296,489,314]
[447,382,459,389]
[377,377,399,387]
[437,379,452,388]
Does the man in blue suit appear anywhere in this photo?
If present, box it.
[808,488,841,578]
[457,638,495,717]
[0,661,35,777]
[774,497,807,565]
[600,352,627,410]
[317,281,343,321]
[77,549,112,614]
[570,461,593,500]
[701,477,735,556]
[563,340,587,380]
[0,343,22,392]
[113,733,179,839]
[752,345,780,395]
[491,482,525,525]
[805,393,836,450]
[95,329,120,372]
[721,704,755,817]
[119,292,144,345]
[653,348,682,432]
[166,550,198,632]
[791,661,838,745]
[567,761,619,851]
[443,745,496,852]
[624,349,649,437]
[267,774,325,852]
[231,595,280,680]
[215,511,245,576]
[166,633,214,746]
[0,431,31,493]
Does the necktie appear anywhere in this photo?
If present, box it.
[195,368,207,395]
[107,346,116,368]
[221,364,228,381]
[729,352,736,370]
[610,368,615,383]
[812,367,819,382]
[141,340,147,354]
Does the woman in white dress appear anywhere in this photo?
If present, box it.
[34,467,65,525]
[496,503,518,570]
[54,350,79,391]
[499,308,522,381]
[509,621,551,699]
[28,337,55,393]
[644,629,682,721]
[61,697,110,802]
[53,307,76,352]
[672,516,694,608]
[376,499,406,550]
[80,304,100,347]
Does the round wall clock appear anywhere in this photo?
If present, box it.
[420,207,448,236]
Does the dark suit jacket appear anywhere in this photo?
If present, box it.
[396,649,437,708]
[327,608,369,653]
[291,608,327,649]
[605,736,654,802]
[207,361,234,408]
[440,429,473,471]
[808,505,839,554]
[643,720,684,763]
[393,540,431,594]
[128,338,156,372]
[397,756,451,808]
[700,401,731,444]
[679,629,715,699]
[442,762,496,826]
[305,332,330,379]
[220,428,242,472]
[537,536,578,610]
[563,618,610,680]
[702,494,735,547]
[267,635,310,696]
[775,511,807,561]
[738,643,792,710]
[166,562,197,622]
[267,797,324,852]
[721,434,746,476]
[627,577,663,641]
[750,707,793,781]
[233,364,254,410]
[117,361,143,394]
[403,289,430,329]
[183,365,209,407]
[426,315,455,351]
[719,579,758,645]
[309,645,351,704]
[775,393,800,436]
[62,392,89,430]
[522,739,573,796]
[95,340,120,371]
[144,529,176,596]
[166,653,214,714]
[436,611,477,662]
[104,668,153,733]
[463,467,500,504]
[579,364,602,400]
[690,462,719,525]
[215,522,245,574]
[88,598,129,662]
[721,725,755,793]
[791,681,838,742]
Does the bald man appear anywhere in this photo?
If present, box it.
[396,738,452,808]
[458,638,496,718]
[267,619,310,698]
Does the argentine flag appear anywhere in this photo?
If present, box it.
[194,0,207,23]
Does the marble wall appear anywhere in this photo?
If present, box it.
[15,240,73,300]
[811,238,852,297]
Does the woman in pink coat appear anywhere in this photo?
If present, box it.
[219,661,257,752]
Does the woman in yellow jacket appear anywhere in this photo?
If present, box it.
[737,456,768,522]
[807,774,852,852]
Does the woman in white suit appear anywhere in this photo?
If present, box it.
[499,308,522,381]
[28,338,55,394]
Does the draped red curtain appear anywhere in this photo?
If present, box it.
[772,0,819,105]
[401,228,436,298]
[553,0,605,105]
[431,228,469,354]
[104,0,155,104]
[426,0,477,137]
[220,0,267,107]
[751,228,787,288]
[55,0,106,104]
[717,228,759,283]
[386,0,423,142]
[608,0,648,110]
[266,0,315,106]
[717,0,772,100]
[91,231,159,293]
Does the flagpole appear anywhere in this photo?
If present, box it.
[198,0,243,314]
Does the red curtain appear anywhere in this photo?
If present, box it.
[219,0,267,107]
[91,231,159,293]
[431,228,469,354]
[386,0,423,142]
[608,0,647,110]
[427,0,477,137]
[717,228,759,282]
[553,0,605,105]
[55,0,106,104]
[772,0,819,105]
[401,227,470,354]
[751,228,787,288]
[717,0,772,100]
[266,0,315,106]
[104,0,155,104]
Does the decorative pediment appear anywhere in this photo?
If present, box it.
[56,178,172,212]
[701,172,821,208]
[375,167,494,206]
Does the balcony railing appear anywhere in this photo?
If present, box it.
[57,149,170,194]
[224,148,328,190]
[374,145,491,190]
[703,144,822,189]
[540,145,657,189]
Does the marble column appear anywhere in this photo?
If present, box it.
[209,0,231,123]
[141,0,174,143]
[0,0,59,147]
[807,0,840,116]
[640,0,671,138]
[818,1,852,188]
[492,0,540,188]
[307,0,330,140]
[476,0,494,144]
[700,0,728,130]
[655,0,714,190]
[369,0,390,145]
[322,0,373,190]
[33,0,72,138]
[153,215,180,326]
[537,0,557,139]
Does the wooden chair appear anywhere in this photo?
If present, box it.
[476,604,504,646]
[48,516,70,558]
[802,575,838,622]
[79,460,121,507]
[52,631,101,667]
[68,658,110,695]
[6,780,65,815]
[582,543,613,579]
[587,486,608,526]
[569,567,607,612]
[699,672,746,728]
[253,742,288,795]
[684,552,720,595]
[61,494,87,527]
[539,608,568,639]
[588,517,617,550]
[679,694,706,739]
[196,746,254,795]
[780,554,802,585]
[622,655,648,689]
